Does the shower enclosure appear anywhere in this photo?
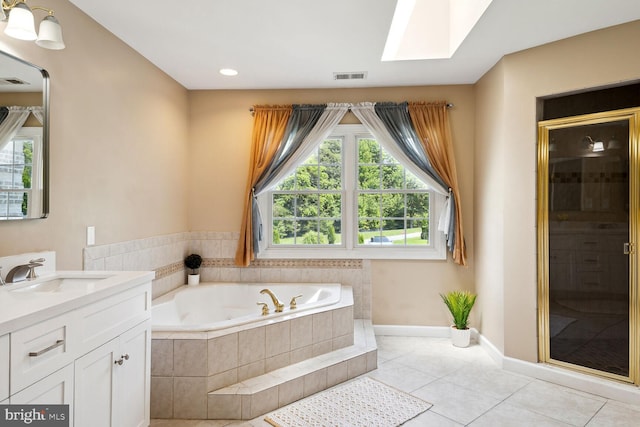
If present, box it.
[537,107,639,383]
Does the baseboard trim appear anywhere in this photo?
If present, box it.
[373,324,451,338]
[373,324,640,405]
[373,324,480,341]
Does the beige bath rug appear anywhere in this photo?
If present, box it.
[264,376,432,427]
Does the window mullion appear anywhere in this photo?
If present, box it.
[343,134,355,250]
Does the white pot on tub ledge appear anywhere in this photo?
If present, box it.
[184,254,203,286]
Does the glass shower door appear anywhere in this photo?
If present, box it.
[538,111,637,382]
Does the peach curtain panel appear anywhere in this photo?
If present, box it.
[235,105,292,267]
[408,102,467,266]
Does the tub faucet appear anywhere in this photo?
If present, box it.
[260,288,284,312]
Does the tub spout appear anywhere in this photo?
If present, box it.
[260,288,284,312]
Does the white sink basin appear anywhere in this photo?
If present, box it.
[8,274,115,293]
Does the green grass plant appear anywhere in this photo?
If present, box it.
[440,290,477,330]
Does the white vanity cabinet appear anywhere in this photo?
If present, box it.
[1,334,8,401]
[2,274,152,427]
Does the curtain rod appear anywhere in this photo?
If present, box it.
[248,103,454,115]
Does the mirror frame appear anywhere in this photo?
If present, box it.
[0,49,49,219]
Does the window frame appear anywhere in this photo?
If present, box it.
[0,127,43,220]
[257,124,447,260]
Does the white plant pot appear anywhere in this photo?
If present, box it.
[187,274,200,286]
[450,326,471,348]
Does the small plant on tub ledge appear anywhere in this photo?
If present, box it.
[185,254,203,286]
[440,290,477,347]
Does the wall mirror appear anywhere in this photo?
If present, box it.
[0,49,49,220]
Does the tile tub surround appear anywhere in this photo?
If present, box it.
[150,296,355,419]
[83,232,372,318]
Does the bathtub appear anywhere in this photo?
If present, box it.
[151,282,342,332]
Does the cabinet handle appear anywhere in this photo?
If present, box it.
[29,339,64,357]
[114,353,130,365]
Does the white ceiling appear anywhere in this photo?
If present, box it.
[68,0,640,90]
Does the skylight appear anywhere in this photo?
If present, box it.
[382,0,493,61]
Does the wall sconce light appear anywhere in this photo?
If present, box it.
[1,0,64,50]
[586,136,604,152]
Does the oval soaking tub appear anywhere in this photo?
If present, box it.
[151,282,343,332]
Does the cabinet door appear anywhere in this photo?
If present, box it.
[10,364,73,426]
[10,363,73,404]
[116,321,150,427]
[74,338,119,427]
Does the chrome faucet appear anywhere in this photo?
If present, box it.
[260,288,284,312]
[5,258,45,284]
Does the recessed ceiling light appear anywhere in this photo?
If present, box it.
[219,68,238,76]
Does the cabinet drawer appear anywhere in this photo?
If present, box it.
[78,284,151,354]
[1,334,8,401]
[10,311,78,394]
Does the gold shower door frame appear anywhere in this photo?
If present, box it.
[537,107,640,384]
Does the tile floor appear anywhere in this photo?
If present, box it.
[150,335,640,426]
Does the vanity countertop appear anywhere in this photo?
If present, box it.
[0,270,154,336]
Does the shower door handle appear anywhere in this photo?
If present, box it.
[624,243,634,255]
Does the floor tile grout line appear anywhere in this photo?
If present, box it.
[582,399,610,427]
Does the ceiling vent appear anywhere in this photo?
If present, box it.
[333,71,367,81]
[0,77,29,86]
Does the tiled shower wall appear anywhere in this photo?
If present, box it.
[83,232,371,319]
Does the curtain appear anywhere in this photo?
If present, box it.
[0,106,32,151]
[235,105,293,267]
[255,103,350,194]
[30,106,44,125]
[371,101,466,266]
[374,102,448,191]
[0,107,8,125]
[251,104,327,254]
[408,102,466,265]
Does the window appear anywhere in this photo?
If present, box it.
[0,128,42,220]
[259,124,446,259]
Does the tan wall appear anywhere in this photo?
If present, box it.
[189,86,476,327]
[473,61,506,352]
[0,1,190,269]
[475,20,640,361]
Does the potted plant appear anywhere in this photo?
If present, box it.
[185,254,202,285]
[440,290,477,347]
